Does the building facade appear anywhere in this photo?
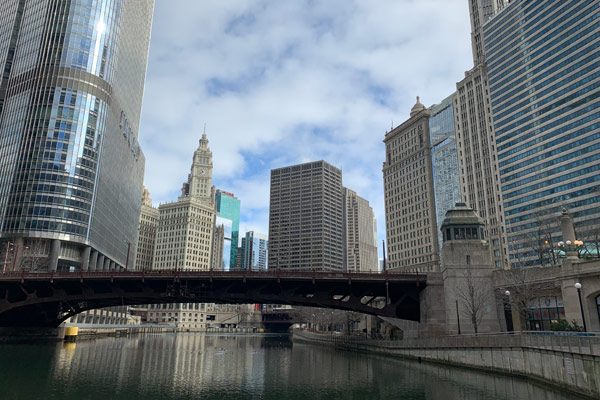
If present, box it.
[268,160,343,272]
[0,0,153,272]
[145,303,244,332]
[383,98,439,273]
[153,134,215,271]
[240,231,268,271]
[429,94,462,255]
[210,223,224,271]
[482,0,600,265]
[454,66,508,269]
[135,186,158,270]
[342,187,378,273]
[453,0,512,269]
[211,215,232,270]
[468,0,512,64]
[215,190,240,269]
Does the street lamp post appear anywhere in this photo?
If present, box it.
[455,299,461,335]
[504,290,514,332]
[574,282,587,332]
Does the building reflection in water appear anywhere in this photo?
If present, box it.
[45,334,578,400]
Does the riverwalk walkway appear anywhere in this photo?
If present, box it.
[293,329,600,399]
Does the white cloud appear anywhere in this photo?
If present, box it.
[139,0,472,255]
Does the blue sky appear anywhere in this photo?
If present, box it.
[139,0,473,255]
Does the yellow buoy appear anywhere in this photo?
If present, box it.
[64,326,79,342]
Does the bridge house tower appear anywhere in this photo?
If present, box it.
[440,203,502,334]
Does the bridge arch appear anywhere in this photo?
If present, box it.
[0,270,427,327]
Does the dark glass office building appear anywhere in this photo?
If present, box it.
[483,0,600,264]
[0,0,153,271]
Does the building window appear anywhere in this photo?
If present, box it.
[466,255,471,265]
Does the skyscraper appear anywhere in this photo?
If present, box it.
[215,190,240,268]
[342,187,378,273]
[212,215,232,270]
[429,95,462,255]
[468,0,512,64]
[153,134,215,271]
[240,231,268,271]
[383,98,439,273]
[482,0,600,265]
[135,186,158,270]
[268,160,343,272]
[0,0,153,271]
[454,0,510,269]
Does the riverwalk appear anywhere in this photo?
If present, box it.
[293,329,600,399]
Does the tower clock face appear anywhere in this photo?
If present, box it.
[200,168,207,175]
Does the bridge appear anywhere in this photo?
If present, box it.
[0,270,427,327]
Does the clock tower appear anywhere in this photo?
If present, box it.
[180,133,213,202]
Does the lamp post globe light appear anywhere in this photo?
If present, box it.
[574,282,587,332]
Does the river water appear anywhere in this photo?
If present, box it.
[0,333,581,400]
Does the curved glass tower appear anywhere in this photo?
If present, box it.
[0,0,153,271]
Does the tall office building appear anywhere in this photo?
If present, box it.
[383,98,439,273]
[454,0,510,269]
[429,95,462,254]
[342,187,378,273]
[153,134,215,271]
[240,231,268,271]
[215,190,240,268]
[268,160,343,272]
[135,186,158,270]
[210,223,224,271]
[468,0,512,64]
[482,0,600,265]
[211,215,232,270]
[0,0,153,271]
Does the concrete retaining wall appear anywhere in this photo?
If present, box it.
[293,330,600,399]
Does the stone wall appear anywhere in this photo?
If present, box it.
[293,330,600,399]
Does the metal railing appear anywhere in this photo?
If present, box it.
[0,268,427,283]
[294,329,600,356]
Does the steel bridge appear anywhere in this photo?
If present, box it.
[0,270,427,327]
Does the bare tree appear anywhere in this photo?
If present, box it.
[0,242,10,273]
[455,268,491,334]
[19,240,49,271]
[577,223,600,259]
[496,265,559,330]
[526,212,560,266]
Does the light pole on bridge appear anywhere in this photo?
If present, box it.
[574,282,587,332]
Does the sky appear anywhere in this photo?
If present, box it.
[139,0,473,255]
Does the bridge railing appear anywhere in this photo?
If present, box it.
[0,268,427,282]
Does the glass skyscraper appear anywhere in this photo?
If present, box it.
[215,190,240,268]
[483,0,600,265]
[0,0,153,271]
[240,231,268,271]
[429,94,462,254]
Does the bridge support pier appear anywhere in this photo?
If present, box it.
[103,258,110,272]
[81,246,91,271]
[89,250,98,271]
[49,239,60,272]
